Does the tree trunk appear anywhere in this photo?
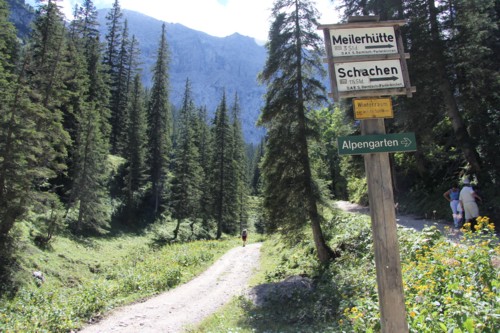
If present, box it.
[293,0,335,264]
[427,0,482,174]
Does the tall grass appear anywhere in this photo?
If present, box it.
[0,227,238,332]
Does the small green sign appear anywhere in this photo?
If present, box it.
[338,132,416,155]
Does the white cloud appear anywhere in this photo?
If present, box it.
[27,0,342,41]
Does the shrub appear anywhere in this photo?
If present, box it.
[251,211,499,333]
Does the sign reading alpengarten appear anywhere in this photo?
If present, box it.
[329,27,398,57]
[338,133,416,155]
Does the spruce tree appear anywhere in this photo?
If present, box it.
[170,79,203,221]
[448,0,499,184]
[148,23,172,214]
[194,105,214,228]
[258,0,335,263]
[124,73,148,222]
[63,0,112,233]
[0,0,18,66]
[103,0,124,154]
[103,0,122,73]
[230,93,249,232]
[110,19,132,155]
[0,0,24,237]
[250,140,265,195]
[122,36,146,222]
[0,0,70,237]
[337,0,495,186]
[212,91,235,238]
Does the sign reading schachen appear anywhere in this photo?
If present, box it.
[330,27,398,57]
[337,133,416,155]
[335,59,404,92]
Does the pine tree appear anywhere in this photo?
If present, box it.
[124,73,148,222]
[148,23,172,214]
[212,91,235,238]
[229,93,249,232]
[110,19,132,155]
[194,105,214,227]
[103,0,124,154]
[258,0,335,263]
[170,79,203,221]
[66,0,112,233]
[0,0,24,237]
[0,0,70,237]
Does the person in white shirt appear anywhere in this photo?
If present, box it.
[459,178,482,228]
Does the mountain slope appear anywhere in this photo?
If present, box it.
[7,0,34,39]
[98,9,266,143]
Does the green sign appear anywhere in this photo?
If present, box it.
[338,132,416,155]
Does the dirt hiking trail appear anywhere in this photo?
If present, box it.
[79,243,262,333]
[79,201,487,333]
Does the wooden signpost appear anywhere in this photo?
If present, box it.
[320,16,416,333]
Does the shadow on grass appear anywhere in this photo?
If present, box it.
[234,276,341,333]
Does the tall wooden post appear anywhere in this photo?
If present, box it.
[362,119,408,333]
[320,16,415,331]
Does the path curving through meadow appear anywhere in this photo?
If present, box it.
[79,242,262,333]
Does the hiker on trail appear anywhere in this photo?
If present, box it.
[443,184,461,228]
[459,178,482,230]
[241,229,248,247]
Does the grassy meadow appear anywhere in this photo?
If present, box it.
[0,222,240,332]
[1,208,499,332]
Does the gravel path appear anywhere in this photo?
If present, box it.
[79,243,262,333]
[334,200,464,241]
[78,202,491,333]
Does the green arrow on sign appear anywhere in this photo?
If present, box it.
[337,132,417,155]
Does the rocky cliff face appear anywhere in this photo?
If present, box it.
[98,9,266,143]
[6,0,34,40]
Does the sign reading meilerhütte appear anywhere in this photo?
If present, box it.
[329,26,398,57]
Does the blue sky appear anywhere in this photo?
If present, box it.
[26,0,341,42]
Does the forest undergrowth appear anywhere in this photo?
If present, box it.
[0,224,239,332]
[195,210,499,333]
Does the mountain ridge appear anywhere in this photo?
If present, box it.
[7,0,266,143]
[98,9,267,143]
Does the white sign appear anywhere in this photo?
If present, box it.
[335,59,405,92]
[329,27,398,57]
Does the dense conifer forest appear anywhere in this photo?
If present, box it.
[0,0,256,242]
[0,0,498,297]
